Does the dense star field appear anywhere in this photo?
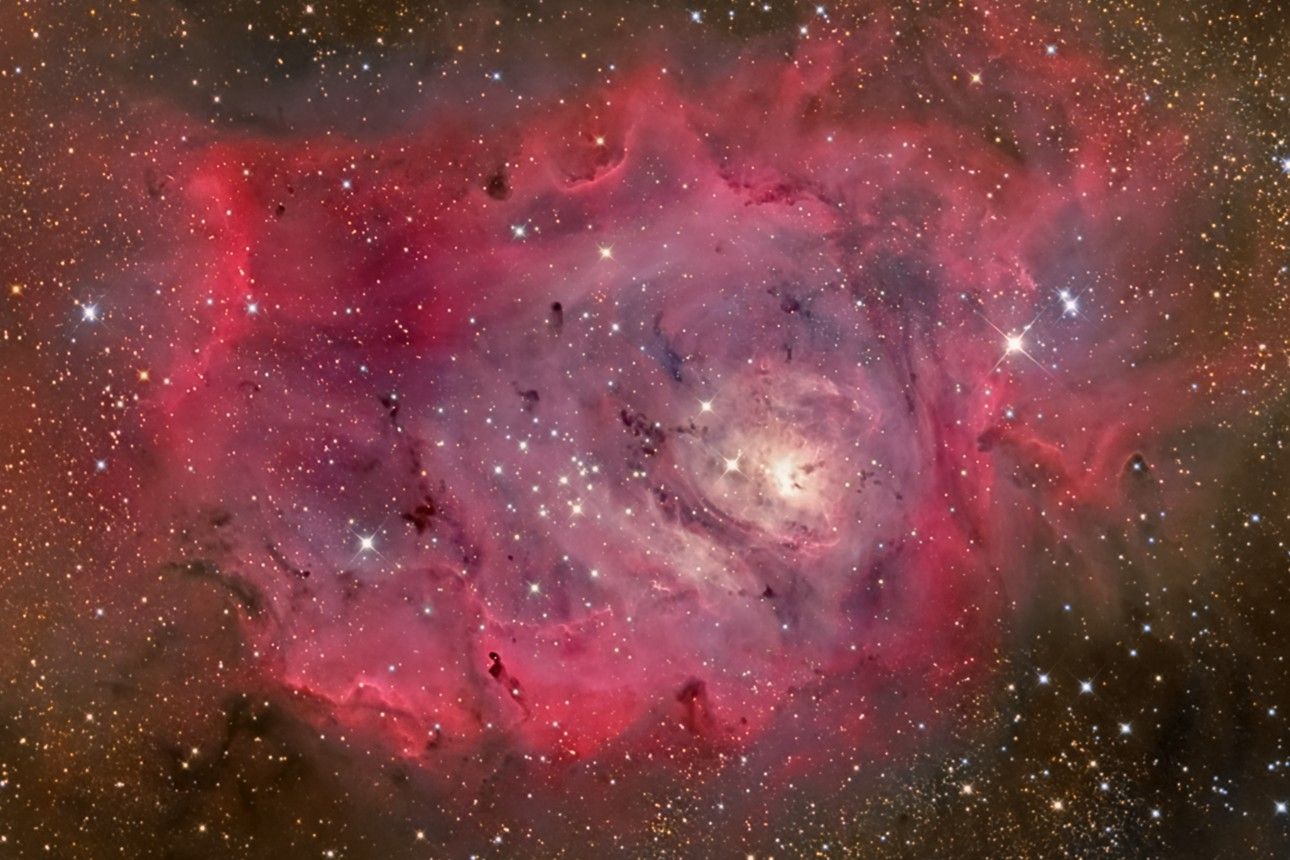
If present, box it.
[3,0,1290,856]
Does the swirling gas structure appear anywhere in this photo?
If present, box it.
[107,16,1246,801]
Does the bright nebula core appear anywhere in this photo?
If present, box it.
[4,0,1290,856]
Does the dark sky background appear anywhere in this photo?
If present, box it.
[2,0,1290,857]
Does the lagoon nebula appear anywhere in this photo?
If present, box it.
[3,0,1290,856]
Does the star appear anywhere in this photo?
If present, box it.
[1059,289,1079,315]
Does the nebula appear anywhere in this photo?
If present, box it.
[135,20,1190,761]
[4,0,1287,856]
